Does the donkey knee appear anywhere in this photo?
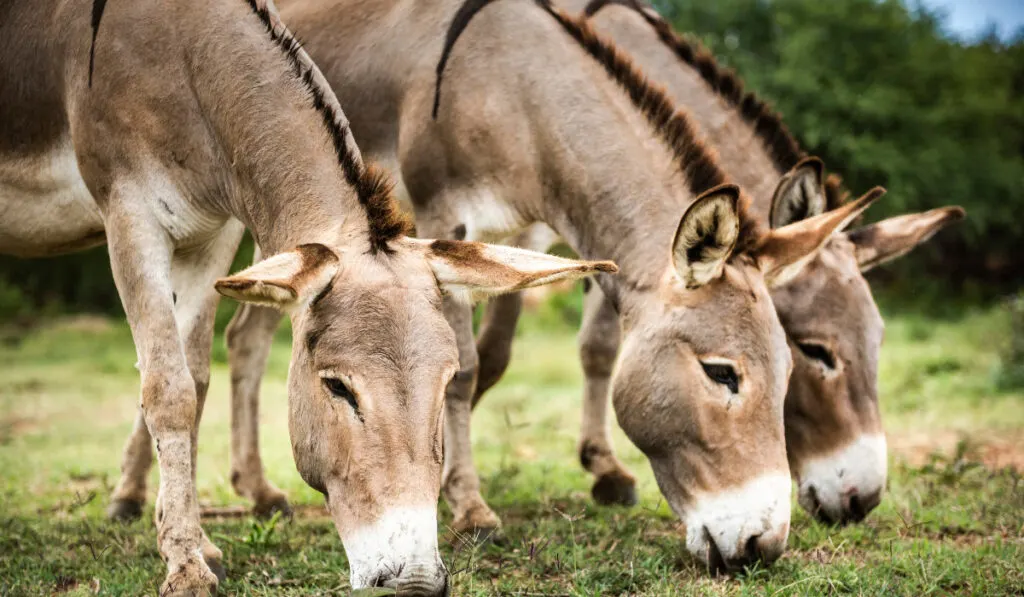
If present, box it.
[140,368,198,435]
[579,338,617,379]
[447,356,480,405]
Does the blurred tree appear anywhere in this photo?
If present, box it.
[1,0,1020,315]
[664,0,1024,292]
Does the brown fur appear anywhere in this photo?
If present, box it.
[584,0,859,215]
[245,0,411,253]
[434,0,765,255]
[584,0,802,171]
[535,2,772,256]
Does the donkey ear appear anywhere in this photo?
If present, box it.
[769,157,826,228]
[759,187,886,288]
[409,239,617,304]
[215,244,339,311]
[671,184,741,289]
[846,206,965,273]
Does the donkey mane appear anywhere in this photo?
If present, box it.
[584,0,849,211]
[243,0,410,253]
[89,0,408,252]
[434,0,764,255]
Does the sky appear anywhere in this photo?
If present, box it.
[919,0,1024,40]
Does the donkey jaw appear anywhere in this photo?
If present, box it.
[682,473,792,572]
[796,433,888,524]
[338,505,447,591]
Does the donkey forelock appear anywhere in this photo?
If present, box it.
[584,0,851,214]
[435,0,767,256]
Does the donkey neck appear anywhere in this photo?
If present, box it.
[530,84,691,294]
[183,1,375,256]
[587,4,784,220]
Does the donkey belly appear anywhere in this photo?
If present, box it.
[0,144,106,257]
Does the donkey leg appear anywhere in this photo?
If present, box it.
[225,301,291,518]
[105,202,238,596]
[471,292,523,409]
[440,296,502,539]
[578,284,637,506]
[108,409,153,521]
[171,223,245,583]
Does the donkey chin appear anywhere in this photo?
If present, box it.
[669,472,792,575]
[336,505,450,596]
[795,433,888,526]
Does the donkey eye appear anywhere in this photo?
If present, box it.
[797,342,836,369]
[701,362,739,393]
[323,377,361,418]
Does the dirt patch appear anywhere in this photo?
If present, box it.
[0,416,39,444]
[888,429,1024,471]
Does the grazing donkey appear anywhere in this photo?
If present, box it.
[500,0,960,525]
[0,0,611,593]
[468,0,967,525]
[205,0,884,572]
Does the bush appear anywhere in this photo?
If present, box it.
[995,292,1024,390]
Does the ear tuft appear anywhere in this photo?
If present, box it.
[671,184,741,288]
[215,244,340,311]
[769,157,826,228]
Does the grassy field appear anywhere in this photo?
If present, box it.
[1,292,1022,596]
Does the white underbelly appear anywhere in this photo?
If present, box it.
[0,144,104,256]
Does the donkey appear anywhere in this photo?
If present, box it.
[200,0,887,572]
[524,0,961,525]
[0,0,611,593]
[468,0,966,525]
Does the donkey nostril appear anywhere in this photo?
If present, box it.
[744,533,762,563]
[808,485,838,525]
[848,489,882,522]
[847,493,864,521]
[703,526,727,576]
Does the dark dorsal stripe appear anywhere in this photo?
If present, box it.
[88,0,109,87]
[433,0,764,254]
[243,0,409,253]
[434,0,500,120]
[585,0,850,211]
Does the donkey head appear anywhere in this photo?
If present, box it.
[610,183,882,573]
[216,239,614,593]
[768,161,965,525]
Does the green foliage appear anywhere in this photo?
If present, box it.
[1,307,1022,594]
[995,292,1024,389]
[1,1,1019,313]
[663,0,1024,290]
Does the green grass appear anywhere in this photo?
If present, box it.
[1,298,1022,596]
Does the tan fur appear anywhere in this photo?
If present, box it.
[0,1,605,593]
[227,0,887,570]
[565,0,965,524]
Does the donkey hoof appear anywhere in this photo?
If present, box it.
[107,498,144,522]
[591,472,638,507]
[252,495,293,520]
[204,557,227,584]
[160,559,218,597]
[451,507,502,546]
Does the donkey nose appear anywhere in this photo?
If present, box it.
[378,564,450,597]
[705,527,787,574]
[842,488,882,523]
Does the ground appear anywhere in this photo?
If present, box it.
[0,293,1022,596]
